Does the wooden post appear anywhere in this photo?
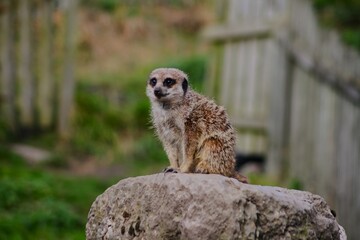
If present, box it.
[0,0,17,131]
[58,0,78,138]
[266,39,293,180]
[18,0,35,128]
[37,0,55,128]
[265,0,293,179]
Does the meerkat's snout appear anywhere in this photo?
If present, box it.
[154,87,168,99]
[154,88,162,98]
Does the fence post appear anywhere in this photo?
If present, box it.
[58,0,78,138]
[38,0,55,129]
[18,0,35,128]
[0,0,17,131]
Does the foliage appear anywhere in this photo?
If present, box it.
[70,83,126,156]
[129,132,168,175]
[81,0,203,12]
[0,118,11,142]
[288,178,304,191]
[313,0,360,50]
[0,146,112,240]
[80,0,118,12]
[247,173,280,187]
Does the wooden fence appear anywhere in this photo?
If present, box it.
[204,0,360,239]
[0,0,77,138]
[204,0,289,154]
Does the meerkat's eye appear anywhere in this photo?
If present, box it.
[163,78,176,87]
[149,78,157,87]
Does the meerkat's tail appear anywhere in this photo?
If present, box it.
[233,172,249,184]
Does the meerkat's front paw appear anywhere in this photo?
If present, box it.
[234,173,249,184]
[163,167,179,173]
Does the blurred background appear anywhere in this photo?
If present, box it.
[0,0,359,239]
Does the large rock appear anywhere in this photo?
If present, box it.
[86,174,346,240]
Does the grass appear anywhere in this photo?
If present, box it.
[0,146,114,240]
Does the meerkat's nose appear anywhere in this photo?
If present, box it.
[154,88,162,98]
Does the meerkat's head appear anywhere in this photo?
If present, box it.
[146,68,189,106]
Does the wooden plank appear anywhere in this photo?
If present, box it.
[220,42,235,109]
[266,36,293,178]
[18,0,35,127]
[244,39,259,152]
[203,23,271,43]
[289,67,307,180]
[298,69,313,188]
[312,84,337,205]
[233,42,245,119]
[252,0,268,154]
[335,97,358,239]
[58,0,78,138]
[37,0,55,128]
[254,22,268,117]
[232,118,266,132]
[304,73,317,193]
[227,0,238,24]
[0,0,17,130]
[245,40,258,122]
[235,39,250,152]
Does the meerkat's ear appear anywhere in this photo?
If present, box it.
[182,78,188,95]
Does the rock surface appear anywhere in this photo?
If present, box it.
[86,173,346,240]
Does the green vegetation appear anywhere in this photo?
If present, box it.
[0,146,113,240]
[82,0,200,13]
[0,55,210,239]
[288,178,304,191]
[313,0,360,51]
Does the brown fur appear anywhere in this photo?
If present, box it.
[146,68,247,183]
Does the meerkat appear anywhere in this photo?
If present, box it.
[146,68,248,183]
